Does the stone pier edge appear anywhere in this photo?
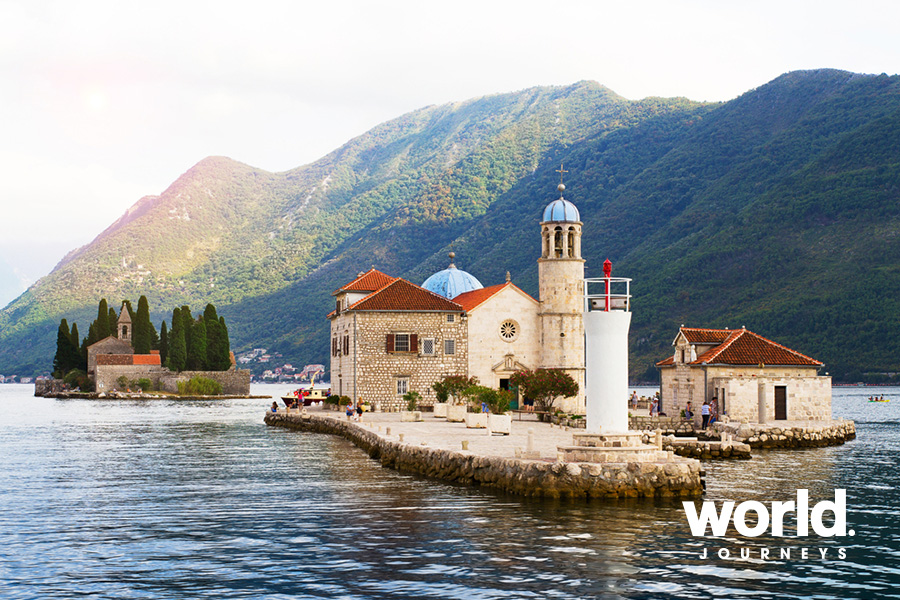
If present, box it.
[264,412,704,499]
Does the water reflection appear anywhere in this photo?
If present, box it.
[0,385,898,599]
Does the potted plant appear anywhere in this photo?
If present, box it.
[462,385,491,429]
[487,389,513,435]
[431,379,449,418]
[436,375,478,423]
[401,390,423,422]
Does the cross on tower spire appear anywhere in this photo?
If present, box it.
[555,163,568,197]
[556,163,568,184]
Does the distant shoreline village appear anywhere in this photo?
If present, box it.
[266,177,855,498]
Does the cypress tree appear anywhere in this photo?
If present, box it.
[219,316,232,369]
[203,304,227,371]
[149,321,159,350]
[70,322,86,370]
[167,308,186,372]
[133,296,152,354]
[108,306,118,337]
[181,306,193,362]
[53,319,71,377]
[96,299,110,339]
[159,321,169,366]
[187,318,207,370]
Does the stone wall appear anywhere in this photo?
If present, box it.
[264,411,703,499]
[711,420,856,448]
[95,365,170,393]
[331,310,468,411]
[159,369,251,395]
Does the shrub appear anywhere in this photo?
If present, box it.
[177,376,223,396]
[462,385,512,414]
[116,375,131,390]
[403,390,421,411]
[64,369,93,392]
[136,378,152,391]
[325,394,340,405]
[432,375,479,405]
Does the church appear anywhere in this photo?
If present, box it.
[328,180,588,413]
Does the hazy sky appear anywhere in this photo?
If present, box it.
[1,0,898,306]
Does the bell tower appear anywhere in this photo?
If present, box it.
[538,167,585,413]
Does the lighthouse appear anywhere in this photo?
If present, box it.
[584,259,632,433]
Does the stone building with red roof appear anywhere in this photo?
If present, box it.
[656,326,831,424]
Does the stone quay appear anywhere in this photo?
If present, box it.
[264,406,704,499]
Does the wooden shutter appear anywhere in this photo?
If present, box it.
[343,335,349,355]
[410,334,418,354]
[386,333,394,353]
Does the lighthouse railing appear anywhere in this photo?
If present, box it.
[584,277,632,312]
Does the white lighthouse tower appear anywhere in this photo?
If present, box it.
[584,259,632,434]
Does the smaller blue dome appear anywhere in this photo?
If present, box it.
[422,254,483,299]
[542,198,580,222]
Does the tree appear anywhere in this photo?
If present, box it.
[133,295,152,354]
[69,323,86,371]
[187,318,207,370]
[159,321,169,366]
[108,306,118,337]
[181,306,193,362]
[432,375,478,404]
[202,304,231,371]
[509,368,578,412]
[218,316,231,370]
[95,299,111,339]
[167,307,186,372]
[53,319,77,377]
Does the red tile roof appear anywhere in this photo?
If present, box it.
[347,278,463,312]
[333,268,396,295]
[657,327,823,367]
[679,327,734,345]
[453,282,538,311]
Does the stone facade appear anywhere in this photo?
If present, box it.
[331,310,467,411]
[465,285,541,394]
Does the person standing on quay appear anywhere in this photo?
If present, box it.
[701,401,711,429]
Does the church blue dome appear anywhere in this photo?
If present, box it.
[422,253,483,299]
[542,198,580,223]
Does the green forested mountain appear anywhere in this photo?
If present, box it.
[2,70,899,382]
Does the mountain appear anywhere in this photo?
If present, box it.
[2,70,899,382]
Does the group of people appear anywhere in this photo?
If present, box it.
[632,391,721,430]
[346,403,364,421]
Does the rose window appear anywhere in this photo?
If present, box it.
[499,320,518,342]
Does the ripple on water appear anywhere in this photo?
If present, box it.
[1,385,899,599]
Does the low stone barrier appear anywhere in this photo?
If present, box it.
[709,420,856,449]
[639,433,752,460]
[630,416,696,435]
[264,412,703,499]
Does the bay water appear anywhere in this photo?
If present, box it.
[1,384,897,599]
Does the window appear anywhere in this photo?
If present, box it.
[394,333,410,352]
[447,314,455,323]
[444,339,456,355]
[422,338,435,355]
[343,335,350,355]
[396,378,409,395]
[499,319,518,342]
